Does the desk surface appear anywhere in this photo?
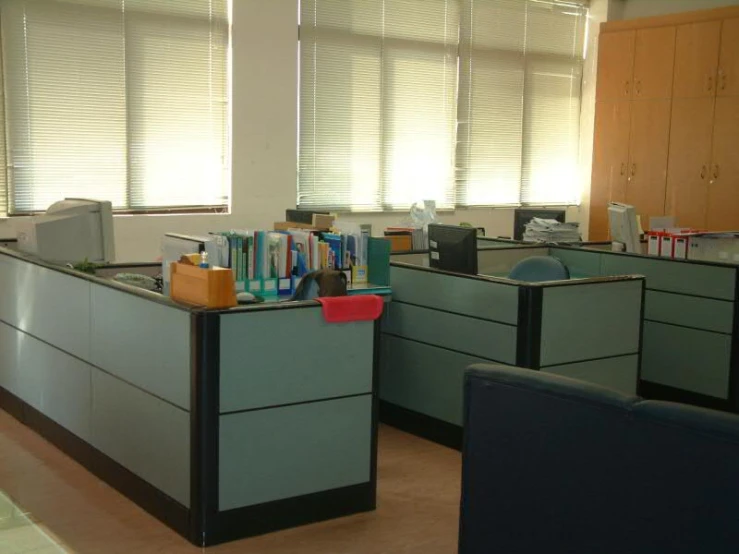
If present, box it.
[1,246,391,315]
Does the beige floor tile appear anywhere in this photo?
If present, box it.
[0,410,461,553]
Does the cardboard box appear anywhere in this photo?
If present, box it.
[170,262,237,309]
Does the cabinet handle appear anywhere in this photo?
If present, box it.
[620,162,626,176]
[710,164,720,184]
[700,165,707,179]
[635,80,641,95]
[628,163,636,182]
[708,75,714,92]
[719,69,727,90]
[625,80,630,96]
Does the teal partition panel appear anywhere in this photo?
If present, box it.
[380,335,491,425]
[601,255,736,300]
[90,370,190,507]
[642,322,732,399]
[645,291,734,334]
[542,355,640,395]
[218,395,372,511]
[382,302,517,364]
[90,285,191,410]
[548,247,603,278]
[219,308,374,413]
[390,252,428,266]
[540,280,642,367]
[0,255,91,360]
[0,321,92,441]
[390,265,519,324]
[477,247,550,277]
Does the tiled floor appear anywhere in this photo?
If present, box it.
[0,410,461,553]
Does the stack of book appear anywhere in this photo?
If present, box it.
[211,225,370,296]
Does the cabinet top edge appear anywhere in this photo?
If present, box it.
[601,6,739,34]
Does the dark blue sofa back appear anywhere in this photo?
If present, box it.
[459,364,739,554]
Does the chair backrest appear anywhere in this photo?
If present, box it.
[508,255,569,282]
[459,363,739,554]
[292,269,348,301]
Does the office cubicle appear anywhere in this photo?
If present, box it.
[0,246,379,546]
[381,247,645,449]
[550,245,739,412]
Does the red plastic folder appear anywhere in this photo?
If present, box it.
[316,295,384,323]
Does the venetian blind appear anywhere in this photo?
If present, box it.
[456,0,586,206]
[1,0,229,214]
[299,0,459,211]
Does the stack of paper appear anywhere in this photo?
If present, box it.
[523,218,581,243]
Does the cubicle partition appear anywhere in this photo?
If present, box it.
[551,246,739,411]
[0,247,378,546]
[380,248,644,449]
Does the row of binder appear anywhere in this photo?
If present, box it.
[210,227,371,295]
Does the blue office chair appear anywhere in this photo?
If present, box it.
[508,256,570,282]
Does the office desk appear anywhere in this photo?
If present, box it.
[380,247,645,449]
[0,247,380,546]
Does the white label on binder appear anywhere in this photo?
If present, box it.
[429,240,438,248]
[431,251,440,260]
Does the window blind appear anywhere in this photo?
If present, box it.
[457,0,587,206]
[299,0,459,211]
[1,0,229,214]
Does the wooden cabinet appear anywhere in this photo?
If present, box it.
[590,7,739,239]
[673,21,721,98]
[596,31,635,101]
[707,97,739,230]
[633,27,677,99]
[665,98,715,228]
[718,18,739,96]
[590,101,631,240]
[625,99,671,225]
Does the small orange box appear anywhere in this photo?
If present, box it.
[170,262,237,309]
[385,234,412,252]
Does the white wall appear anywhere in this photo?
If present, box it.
[621,0,739,19]
[0,0,584,262]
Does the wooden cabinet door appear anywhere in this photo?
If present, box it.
[665,98,715,228]
[625,99,671,227]
[633,26,676,99]
[718,18,739,96]
[707,97,739,230]
[596,31,636,101]
[589,101,631,240]
[673,21,721,98]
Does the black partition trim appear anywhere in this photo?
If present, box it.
[639,381,732,412]
[729,270,739,410]
[379,400,463,451]
[516,285,542,369]
[637,280,646,387]
[190,311,220,545]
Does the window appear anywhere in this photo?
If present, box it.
[457,0,586,206]
[299,0,459,211]
[0,0,229,215]
[299,0,587,211]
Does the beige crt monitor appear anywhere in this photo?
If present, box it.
[16,198,115,264]
[608,202,641,254]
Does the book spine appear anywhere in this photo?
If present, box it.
[237,236,244,282]
[229,236,238,279]
[242,237,248,281]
